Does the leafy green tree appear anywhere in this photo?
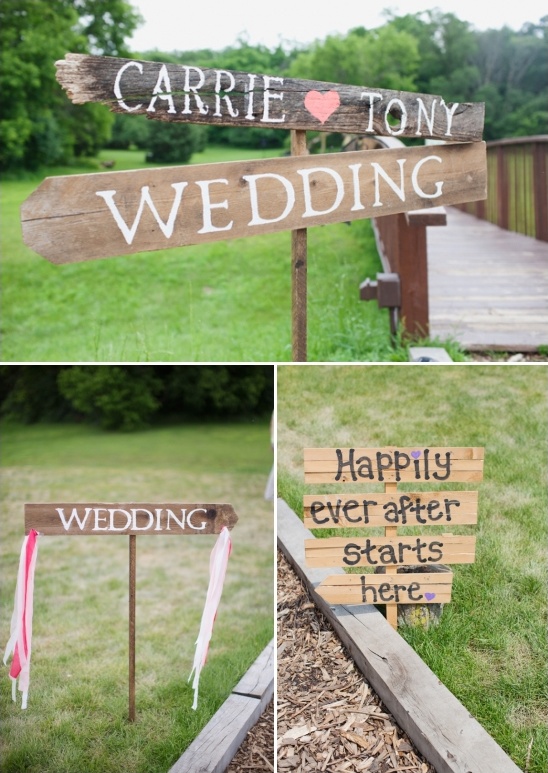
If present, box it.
[144,121,207,164]
[0,0,141,171]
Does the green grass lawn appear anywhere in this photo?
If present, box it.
[277,363,547,773]
[0,418,274,773]
[0,146,459,363]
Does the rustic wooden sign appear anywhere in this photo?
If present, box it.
[304,446,484,484]
[25,501,238,721]
[304,446,483,628]
[25,502,238,535]
[21,142,487,263]
[56,53,485,142]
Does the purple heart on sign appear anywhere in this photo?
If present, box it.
[411,450,421,459]
[425,592,436,601]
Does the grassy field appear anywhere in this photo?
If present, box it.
[277,363,547,773]
[0,418,274,773]
[0,146,461,363]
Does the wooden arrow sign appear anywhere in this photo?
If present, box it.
[25,502,238,535]
[56,53,485,141]
[21,142,486,263]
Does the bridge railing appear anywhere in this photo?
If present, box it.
[455,135,548,242]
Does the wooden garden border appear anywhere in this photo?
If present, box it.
[167,638,274,773]
[277,498,522,773]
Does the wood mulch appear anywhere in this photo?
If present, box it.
[277,551,435,773]
[226,700,274,772]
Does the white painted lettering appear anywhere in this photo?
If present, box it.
[415,98,437,136]
[214,70,239,118]
[441,99,459,136]
[187,508,207,530]
[181,66,208,115]
[348,163,365,211]
[262,76,285,123]
[96,182,187,245]
[147,64,176,114]
[361,92,382,133]
[131,509,154,530]
[411,155,444,199]
[166,509,185,530]
[385,98,407,136]
[243,172,295,225]
[108,508,132,531]
[371,159,407,207]
[114,61,143,112]
[56,507,91,531]
[196,179,233,234]
[93,508,109,531]
[245,73,257,120]
[298,167,345,218]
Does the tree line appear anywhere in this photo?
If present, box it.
[1,0,546,172]
[0,366,274,430]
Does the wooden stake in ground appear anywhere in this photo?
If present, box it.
[383,482,399,629]
[291,129,308,362]
[129,535,136,722]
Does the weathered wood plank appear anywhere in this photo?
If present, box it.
[305,534,476,567]
[25,502,238,535]
[20,143,487,264]
[56,53,485,141]
[168,639,274,773]
[303,446,484,484]
[277,497,522,773]
[316,572,454,605]
[303,490,479,529]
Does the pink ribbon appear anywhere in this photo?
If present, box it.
[189,526,232,709]
[4,530,40,709]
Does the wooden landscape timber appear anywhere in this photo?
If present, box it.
[277,498,523,773]
[21,141,487,263]
[56,53,485,142]
[168,639,274,773]
[25,502,238,535]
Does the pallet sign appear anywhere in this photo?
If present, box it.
[25,502,238,720]
[303,447,483,628]
[21,54,487,360]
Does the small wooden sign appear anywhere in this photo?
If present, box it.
[315,573,454,605]
[56,53,485,142]
[25,502,238,535]
[304,446,484,484]
[21,142,486,263]
[304,446,483,628]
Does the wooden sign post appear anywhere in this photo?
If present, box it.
[303,447,483,628]
[25,502,238,721]
[20,53,488,360]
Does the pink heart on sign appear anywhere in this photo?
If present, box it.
[425,593,436,601]
[304,90,340,124]
[411,450,421,459]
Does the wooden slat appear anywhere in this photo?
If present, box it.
[305,534,476,567]
[56,53,485,141]
[304,446,485,459]
[21,143,487,264]
[303,490,478,529]
[305,469,483,484]
[316,572,454,605]
[277,498,523,773]
[25,502,238,535]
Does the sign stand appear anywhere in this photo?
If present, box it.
[129,534,136,722]
[383,482,398,628]
[291,129,308,362]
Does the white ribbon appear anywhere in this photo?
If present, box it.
[188,526,232,709]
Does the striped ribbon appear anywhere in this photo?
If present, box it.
[189,526,232,709]
[4,529,40,709]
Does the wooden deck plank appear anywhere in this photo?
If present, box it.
[277,497,522,773]
[427,208,548,350]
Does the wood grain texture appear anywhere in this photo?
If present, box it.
[56,53,485,141]
[20,143,487,263]
[25,502,238,535]
[277,498,522,773]
[316,572,454,605]
[303,490,479,529]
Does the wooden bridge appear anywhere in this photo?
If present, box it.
[360,136,548,352]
